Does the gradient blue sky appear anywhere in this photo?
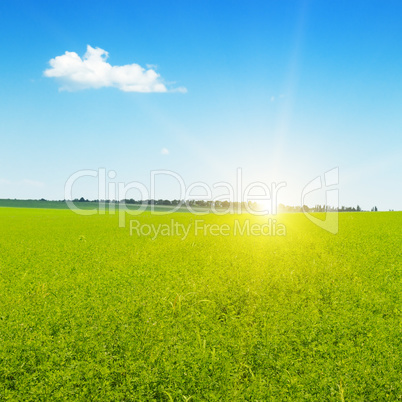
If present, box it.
[0,0,401,210]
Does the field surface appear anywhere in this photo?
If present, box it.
[0,199,199,213]
[0,207,401,400]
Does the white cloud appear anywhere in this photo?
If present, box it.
[44,45,186,93]
[161,148,170,155]
[21,179,45,188]
[0,178,45,188]
[271,95,286,102]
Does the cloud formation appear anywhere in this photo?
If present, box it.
[44,45,186,93]
[161,148,170,155]
[0,178,45,188]
[21,179,45,188]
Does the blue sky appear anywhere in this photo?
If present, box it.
[0,0,401,210]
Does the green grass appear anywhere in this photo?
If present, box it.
[0,199,72,209]
[0,199,110,210]
[0,208,401,400]
[0,199,210,213]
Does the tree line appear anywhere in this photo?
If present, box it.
[68,198,379,212]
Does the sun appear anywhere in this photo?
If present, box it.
[248,200,271,214]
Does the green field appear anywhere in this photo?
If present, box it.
[0,199,198,213]
[0,207,401,400]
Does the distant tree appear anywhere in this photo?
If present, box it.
[221,201,230,209]
[356,205,361,211]
[215,201,223,208]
